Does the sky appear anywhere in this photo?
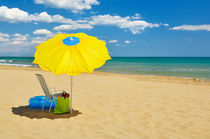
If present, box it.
[0,0,210,57]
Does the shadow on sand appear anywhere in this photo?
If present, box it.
[12,106,82,119]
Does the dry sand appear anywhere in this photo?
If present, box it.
[0,65,210,139]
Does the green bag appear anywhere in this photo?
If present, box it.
[53,96,70,114]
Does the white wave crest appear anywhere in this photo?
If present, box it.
[0,60,7,62]
[0,63,32,67]
[0,60,13,63]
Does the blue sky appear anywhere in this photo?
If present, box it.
[0,0,210,57]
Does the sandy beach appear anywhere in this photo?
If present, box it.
[0,65,210,138]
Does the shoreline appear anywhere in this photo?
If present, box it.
[0,65,210,86]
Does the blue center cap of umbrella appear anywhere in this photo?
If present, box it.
[62,37,80,46]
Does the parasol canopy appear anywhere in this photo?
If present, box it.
[33,33,111,114]
[33,33,111,76]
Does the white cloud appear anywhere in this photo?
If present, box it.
[0,6,74,23]
[0,32,9,38]
[0,6,162,34]
[90,11,98,14]
[170,24,210,31]
[124,40,130,44]
[89,14,160,34]
[0,37,9,42]
[52,14,161,33]
[0,32,46,46]
[33,29,52,35]
[53,23,93,30]
[0,43,36,56]
[163,23,169,27]
[0,31,65,48]
[0,6,30,23]
[76,19,89,23]
[115,44,122,47]
[12,33,29,41]
[108,40,118,43]
[131,13,142,19]
[0,32,60,56]
[34,0,99,13]
[31,36,49,44]
[0,33,28,45]
[0,32,10,42]
[0,33,31,49]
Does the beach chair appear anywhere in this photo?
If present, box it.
[35,74,62,112]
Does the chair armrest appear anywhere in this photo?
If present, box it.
[49,88,64,96]
[49,88,71,98]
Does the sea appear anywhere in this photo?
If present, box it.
[0,57,210,80]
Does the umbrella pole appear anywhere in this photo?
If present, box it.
[70,76,73,114]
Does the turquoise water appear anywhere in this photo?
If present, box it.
[0,57,210,80]
[97,57,210,80]
[0,57,36,67]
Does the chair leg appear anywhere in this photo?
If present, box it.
[49,101,53,113]
[42,98,46,111]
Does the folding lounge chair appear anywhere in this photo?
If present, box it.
[35,74,62,112]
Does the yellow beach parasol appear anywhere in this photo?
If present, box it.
[33,33,111,113]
